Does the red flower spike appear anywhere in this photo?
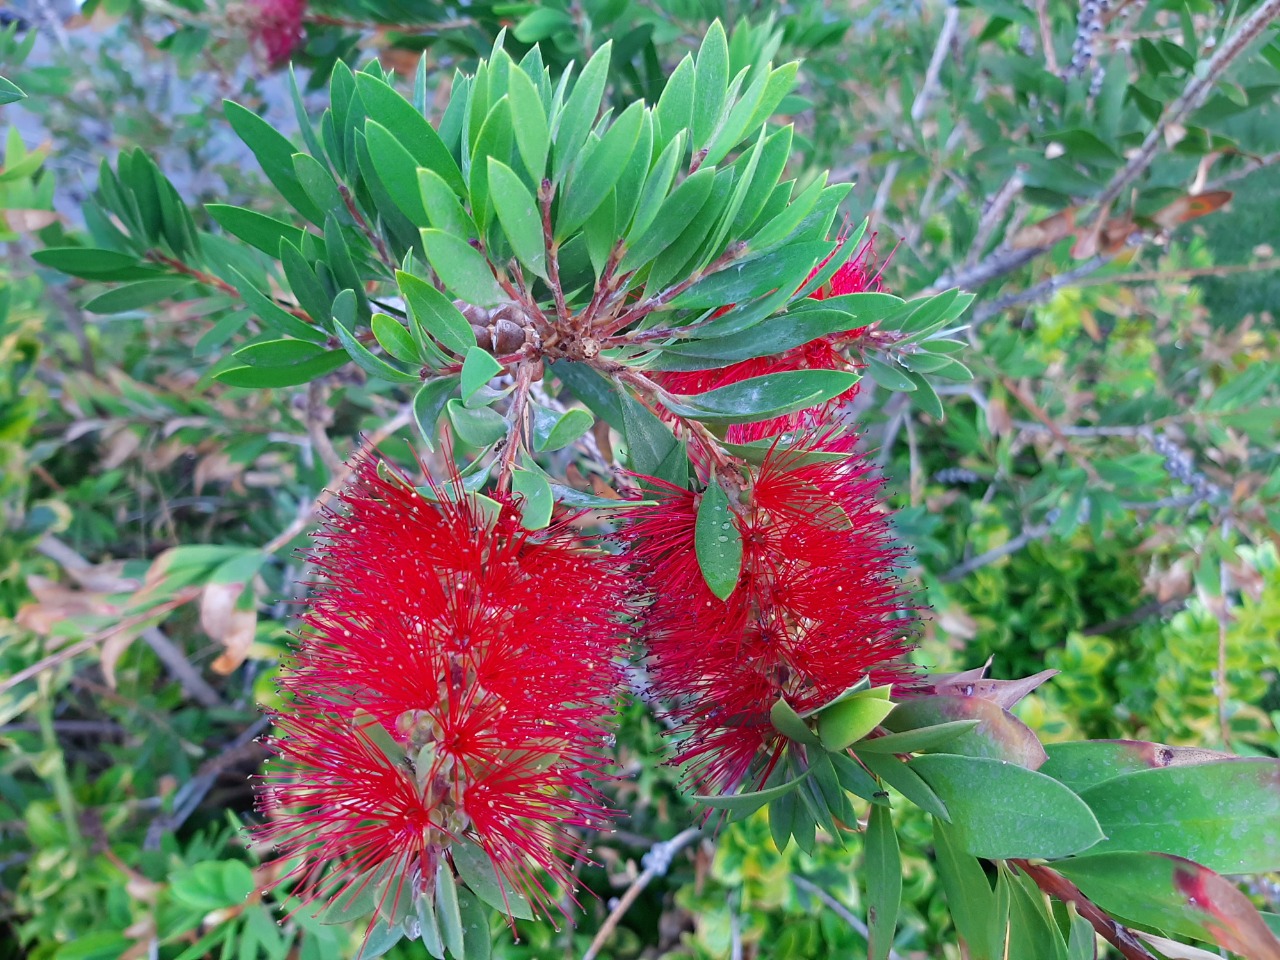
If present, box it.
[618,431,917,794]
[257,454,633,921]
[250,0,307,67]
[657,233,890,444]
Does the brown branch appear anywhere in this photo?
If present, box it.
[147,251,317,324]
[935,0,1280,293]
[581,828,703,960]
[495,360,536,492]
[1013,860,1159,960]
[1035,0,1060,75]
[598,243,748,337]
[338,182,396,272]
[1093,0,1280,215]
[540,179,571,327]
[303,14,476,33]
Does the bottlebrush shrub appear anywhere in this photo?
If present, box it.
[36,21,1280,960]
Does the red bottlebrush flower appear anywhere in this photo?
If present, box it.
[257,454,632,920]
[656,234,889,444]
[618,431,916,794]
[250,0,307,67]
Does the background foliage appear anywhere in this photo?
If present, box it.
[2,0,1280,957]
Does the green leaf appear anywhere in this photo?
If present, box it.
[488,159,546,278]
[866,357,916,392]
[655,55,694,149]
[399,270,476,357]
[511,468,554,530]
[434,862,464,959]
[694,481,742,600]
[450,839,534,921]
[214,350,348,387]
[558,100,646,236]
[932,819,998,960]
[856,720,982,755]
[447,399,507,447]
[412,378,457,452]
[691,21,729,152]
[830,751,889,805]
[1076,758,1280,874]
[663,369,859,425]
[333,318,420,384]
[224,101,325,225]
[770,697,820,747]
[1040,740,1229,794]
[32,247,160,281]
[457,888,492,960]
[621,392,685,488]
[461,346,504,404]
[1054,852,1280,956]
[233,338,324,367]
[769,785,805,853]
[416,894,445,959]
[207,204,307,257]
[1005,865,1069,960]
[355,73,465,195]
[909,754,1103,859]
[859,751,950,820]
[365,119,431,227]
[881,696,1047,768]
[420,229,505,307]
[372,313,421,364]
[507,67,550,178]
[816,695,896,753]
[865,803,901,960]
[0,76,26,105]
[553,42,612,183]
[532,407,594,452]
[226,266,327,343]
[468,96,513,231]
[620,166,716,273]
[419,167,478,242]
[694,767,811,818]
[1065,906,1095,960]
[83,278,195,314]
[666,241,830,311]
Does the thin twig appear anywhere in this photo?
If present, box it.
[872,4,961,222]
[1075,256,1280,286]
[1034,0,1060,74]
[141,627,225,708]
[969,255,1113,323]
[1093,0,1280,215]
[262,404,413,555]
[791,875,906,960]
[582,828,703,960]
[938,515,1057,582]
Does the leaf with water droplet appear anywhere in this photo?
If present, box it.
[695,481,742,600]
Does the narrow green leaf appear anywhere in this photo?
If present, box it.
[420,229,505,307]
[83,278,195,314]
[770,698,821,747]
[691,22,729,152]
[858,751,950,821]
[865,803,901,960]
[290,152,345,225]
[507,67,550,178]
[413,378,457,452]
[553,42,612,183]
[663,369,859,425]
[434,862,464,959]
[207,204,307,257]
[214,350,348,387]
[694,767,810,817]
[694,481,742,600]
[355,73,465,195]
[0,76,26,105]
[866,357,917,392]
[487,159,546,278]
[932,819,997,960]
[856,720,982,755]
[398,270,476,358]
[372,313,421,364]
[619,164,715,273]
[224,101,325,224]
[558,100,646,236]
[333,321,420,384]
[419,167,478,242]
[817,696,896,753]
[457,889,492,960]
[233,338,324,367]
[365,119,431,226]
[32,247,159,281]
[416,894,445,959]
